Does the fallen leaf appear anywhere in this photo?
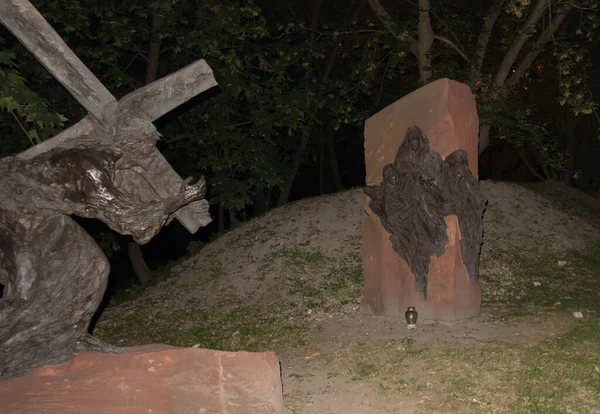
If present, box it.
[304,352,321,359]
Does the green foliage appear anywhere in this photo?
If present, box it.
[3,0,599,202]
[504,0,533,19]
[479,93,567,176]
[92,231,121,259]
[0,38,67,156]
[452,0,599,183]
[2,0,410,231]
[156,0,408,212]
[556,44,597,116]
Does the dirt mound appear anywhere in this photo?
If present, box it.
[164,180,599,312]
[96,180,600,413]
[481,181,599,252]
[99,180,600,331]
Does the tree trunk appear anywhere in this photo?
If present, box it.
[309,0,325,42]
[562,115,578,186]
[469,0,505,89]
[503,8,570,91]
[127,15,162,285]
[217,203,225,232]
[319,126,325,195]
[493,0,548,90]
[325,125,344,191]
[253,188,270,216]
[367,0,418,56]
[127,242,151,284]
[228,209,238,229]
[277,133,311,206]
[416,0,434,83]
[145,16,161,85]
[517,148,545,181]
[479,124,491,155]
[277,1,363,207]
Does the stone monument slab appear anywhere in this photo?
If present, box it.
[362,78,484,320]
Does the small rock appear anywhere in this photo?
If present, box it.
[553,301,561,306]
[573,312,584,319]
[557,260,567,267]
[306,309,312,315]
[533,282,541,287]
[192,343,201,348]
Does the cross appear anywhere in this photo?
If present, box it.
[0,0,218,233]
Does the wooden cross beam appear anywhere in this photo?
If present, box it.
[0,0,218,233]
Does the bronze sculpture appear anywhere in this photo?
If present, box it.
[365,126,486,298]
[0,0,216,380]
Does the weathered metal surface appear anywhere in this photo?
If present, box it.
[0,0,218,379]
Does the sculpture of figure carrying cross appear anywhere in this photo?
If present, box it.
[0,0,218,380]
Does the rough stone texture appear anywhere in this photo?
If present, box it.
[0,345,284,414]
[362,78,483,320]
[364,78,479,184]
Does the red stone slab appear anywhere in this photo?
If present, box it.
[0,345,283,414]
[362,78,481,320]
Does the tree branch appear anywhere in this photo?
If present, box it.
[10,109,35,145]
[122,53,144,73]
[132,43,150,63]
[309,0,325,42]
[367,0,418,55]
[433,34,469,61]
[493,0,549,89]
[469,0,505,89]
[504,7,571,91]
[517,148,546,181]
[407,0,470,61]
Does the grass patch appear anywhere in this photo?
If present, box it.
[523,183,600,228]
[266,248,363,310]
[518,318,600,413]
[325,322,600,412]
[481,240,600,312]
[97,247,363,353]
[352,362,379,381]
[108,262,183,304]
[269,249,328,271]
[514,241,600,310]
[96,300,305,351]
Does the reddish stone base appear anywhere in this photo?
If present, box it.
[0,344,283,414]
[362,200,481,320]
[361,78,482,321]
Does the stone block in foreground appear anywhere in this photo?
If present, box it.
[0,344,283,414]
